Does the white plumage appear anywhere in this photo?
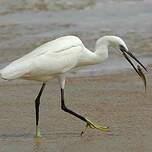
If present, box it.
[0,35,106,81]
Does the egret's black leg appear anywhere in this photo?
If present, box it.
[60,88,109,135]
[35,82,46,137]
[60,88,87,122]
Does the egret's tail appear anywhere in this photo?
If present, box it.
[0,70,3,79]
[0,69,9,80]
[0,67,19,80]
[0,60,31,80]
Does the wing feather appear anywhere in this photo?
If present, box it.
[13,35,83,64]
[0,36,84,80]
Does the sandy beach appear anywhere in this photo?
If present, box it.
[0,69,152,152]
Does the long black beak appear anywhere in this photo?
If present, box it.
[119,45,147,92]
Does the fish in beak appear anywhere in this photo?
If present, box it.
[119,45,147,92]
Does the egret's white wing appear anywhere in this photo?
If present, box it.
[13,35,83,64]
[0,44,83,80]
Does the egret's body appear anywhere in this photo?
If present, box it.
[1,36,104,81]
[0,35,147,137]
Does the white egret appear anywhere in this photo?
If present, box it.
[0,35,147,137]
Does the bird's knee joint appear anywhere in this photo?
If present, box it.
[61,105,67,111]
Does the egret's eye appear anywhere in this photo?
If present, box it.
[119,44,126,51]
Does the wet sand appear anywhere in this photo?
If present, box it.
[0,69,152,152]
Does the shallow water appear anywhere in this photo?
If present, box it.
[0,0,152,76]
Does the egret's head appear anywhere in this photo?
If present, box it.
[112,36,147,91]
[97,35,147,91]
[107,36,128,52]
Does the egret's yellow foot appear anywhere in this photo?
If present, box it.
[35,126,41,138]
[81,118,109,136]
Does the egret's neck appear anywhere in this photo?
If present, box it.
[77,36,111,67]
[95,36,109,61]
